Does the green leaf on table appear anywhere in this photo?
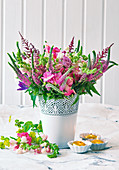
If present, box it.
[10,136,17,141]
[23,124,31,132]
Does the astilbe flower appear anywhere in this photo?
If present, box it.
[19,32,40,66]
[69,37,74,53]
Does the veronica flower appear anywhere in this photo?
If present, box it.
[17,81,28,90]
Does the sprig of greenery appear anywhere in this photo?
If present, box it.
[0,119,60,158]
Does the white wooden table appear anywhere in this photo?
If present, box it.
[0,103,119,170]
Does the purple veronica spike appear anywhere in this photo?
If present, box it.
[17,81,28,90]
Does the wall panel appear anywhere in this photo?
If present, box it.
[104,0,119,105]
[0,0,2,103]
[64,0,83,47]
[45,0,63,47]
[3,0,22,105]
[23,0,43,105]
[84,0,103,103]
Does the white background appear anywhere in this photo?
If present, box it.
[0,0,119,106]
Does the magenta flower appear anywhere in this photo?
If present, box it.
[13,145,19,151]
[17,132,29,138]
[42,72,54,83]
[17,132,32,146]
[45,44,51,53]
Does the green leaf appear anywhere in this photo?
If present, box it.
[89,83,101,96]
[72,94,79,105]
[76,40,80,53]
[107,64,116,70]
[88,54,91,69]
[31,51,34,70]
[60,66,74,81]
[49,46,54,71]
[47,152,57,158]
[10,136,17,141]
[109,60,118,66]
[16,41,20,52]
[8,62,18,75]
[92,50,96,65]
[12,52,17,61]
[8,53,19,73]
[46,84,64,94]
[60,76,72,88]
[80,46,83,55]
[107,47,110,63]
[23,124,31,132]
[85,85,93,96]
[37,120,43,132]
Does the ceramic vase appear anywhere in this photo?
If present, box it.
[39,95,79,148]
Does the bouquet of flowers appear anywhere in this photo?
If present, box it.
[8,33,118,107]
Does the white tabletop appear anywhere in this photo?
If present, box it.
[0,103,119,170]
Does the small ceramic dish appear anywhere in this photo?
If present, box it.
[90,139,108,151]
[80,133,101,141]
[67,140,92,153]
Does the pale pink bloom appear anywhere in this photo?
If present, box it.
[16,148,24,154]
[67,77,73,86]
[45,84,51,91]
[40,142,47,147]
[21,136,27,143]
[41,147,47,154]
[10,139,17,146]
[39,132,48,141]
[64,85,76,96]
[46,146,51,153]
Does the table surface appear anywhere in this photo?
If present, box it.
[0,103,119,170]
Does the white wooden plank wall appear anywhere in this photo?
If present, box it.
[0,0,119,106]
